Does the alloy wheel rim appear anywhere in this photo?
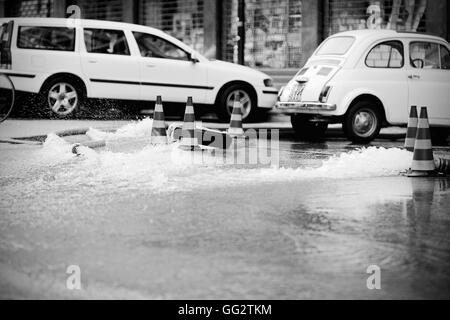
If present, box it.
[48,83,78,116]
[226,90,251,119]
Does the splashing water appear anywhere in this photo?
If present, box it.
[86,117,154,141]
[0,119,414,196]
[3,120,441,301]
[26,118,413,193]
[276,147,412,180]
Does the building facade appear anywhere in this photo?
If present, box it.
[1,0,449,70]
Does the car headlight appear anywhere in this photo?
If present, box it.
[264,78,274,87]
[319,86,332,103]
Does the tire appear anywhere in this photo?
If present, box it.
[216,84,258,123]
[343,101,382,144]
[40,76,85,118]
[430,128,450,145]
[291,114,328,141]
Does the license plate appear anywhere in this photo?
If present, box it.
[279,81,305,103]
[288,83,305,102]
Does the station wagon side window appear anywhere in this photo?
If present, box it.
[132,32,189,61]
[17,26,75,51]
[410,42,440,69]
[365,41,404,68]
[84,28,130,56]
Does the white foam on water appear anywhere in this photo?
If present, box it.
[36,133,75,164]
[71,145,413,193]
[164,147,414,191]
[4,119,414,195]
[86,118,153,141]
[313,147,412,178]
[257,147,413,181]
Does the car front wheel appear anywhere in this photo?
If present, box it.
[216,84,257,122]
[291,114,328,141]
[41,77,85,118]
[343,101,382,144]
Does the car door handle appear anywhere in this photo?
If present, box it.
[408,74,420,80]
[145,64,155,68]
[88,59,98,64]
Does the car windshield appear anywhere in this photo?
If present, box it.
[316,36,355,56]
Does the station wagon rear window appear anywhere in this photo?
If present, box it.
[316,37,355,55]
[18,26,75,51]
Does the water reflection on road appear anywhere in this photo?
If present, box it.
[0,129,449,299]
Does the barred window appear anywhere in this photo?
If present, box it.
[139,0,204,54]
[365,41,404,68]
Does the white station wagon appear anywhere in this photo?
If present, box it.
[277,29,450,143]
[0,17,278,121]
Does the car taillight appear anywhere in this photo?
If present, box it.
[319,86,332,103]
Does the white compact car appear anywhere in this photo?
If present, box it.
[277,29,450,143]
[0,18,278,121]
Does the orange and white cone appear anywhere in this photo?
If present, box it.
[150,96,168,145]
[407,107,437,177]
[179,97,201,151]
[228,93,245,138]
[404,105,418,152]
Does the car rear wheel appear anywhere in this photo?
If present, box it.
[41,77,85,118]
[216,84,257,122]
[343,101,382,144]
[291,114,328,141]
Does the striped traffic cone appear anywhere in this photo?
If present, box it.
[404,105,418,152]
[179,97,201,151]
[435,158,450,175]
[150,96,168,145]
[228,93,245,138]
[407,107,437,177]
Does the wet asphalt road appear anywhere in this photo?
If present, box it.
[0,121,449,300]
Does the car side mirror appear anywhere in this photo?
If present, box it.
[188,52,200,63]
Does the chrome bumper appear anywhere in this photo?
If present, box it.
[276,101,337,113]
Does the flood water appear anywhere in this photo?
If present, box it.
[0,119,449,299]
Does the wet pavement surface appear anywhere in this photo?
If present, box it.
[0,119,449,299]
